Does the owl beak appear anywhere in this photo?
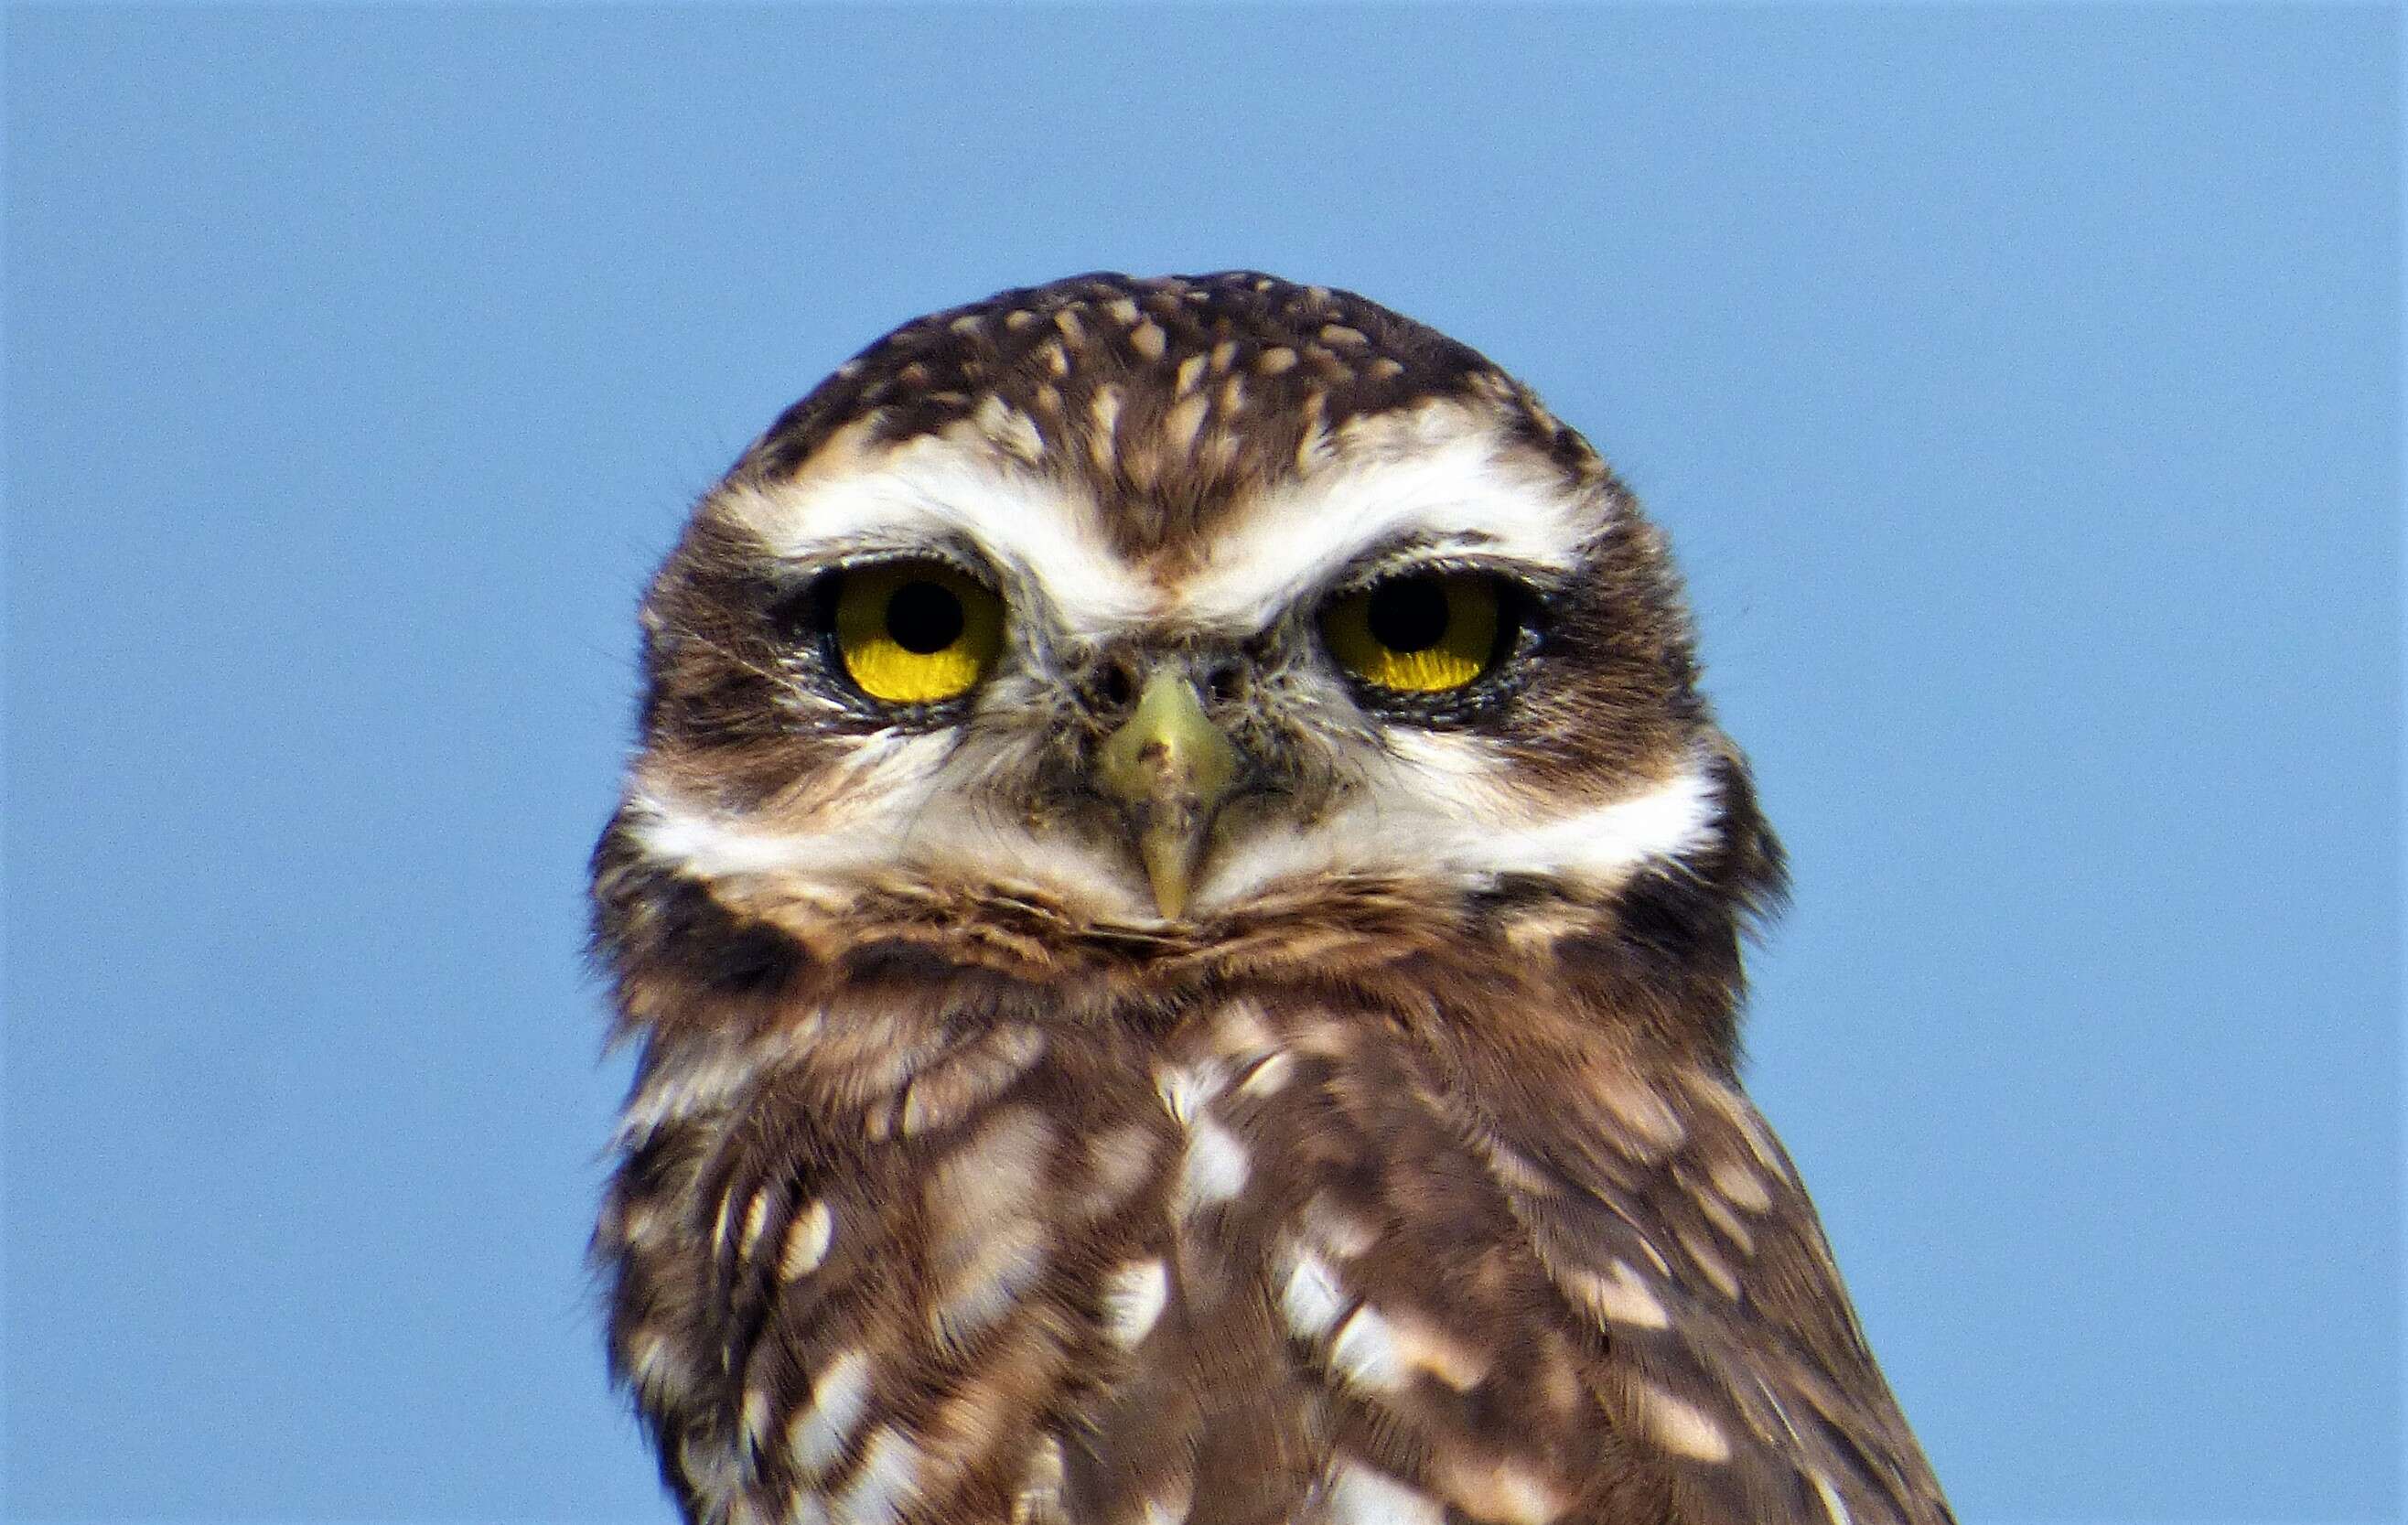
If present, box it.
[1095,671,1242,921]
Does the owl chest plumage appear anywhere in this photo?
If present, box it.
[597,954,1946,1525]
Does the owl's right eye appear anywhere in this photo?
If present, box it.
[821,560,1005,706]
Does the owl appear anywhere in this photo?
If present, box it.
[590,272,1952,1525]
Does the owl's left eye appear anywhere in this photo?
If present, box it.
[825,560,1005,705]
[1319,570,1513,695]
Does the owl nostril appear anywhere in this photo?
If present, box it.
[1098,660,1137,710]
[1204,660,1244,705]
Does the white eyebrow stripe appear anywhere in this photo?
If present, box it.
[717,428,1600,643]
[1166,431,1598,632]
[717,442,1159,637]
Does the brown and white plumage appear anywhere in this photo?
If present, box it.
[591,272,1952,1525]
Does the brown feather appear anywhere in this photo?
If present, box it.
[592,272,1951,1525]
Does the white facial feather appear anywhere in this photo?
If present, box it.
[630,750,1716,922]
[1193,751,1721,910]
[717,443,1156,639]
[629,730,957,880]
[715,403,1602,644]
[1174,416,1598,634]
[652,405,1693,922]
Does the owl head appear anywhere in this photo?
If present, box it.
[596,273,1779,1042]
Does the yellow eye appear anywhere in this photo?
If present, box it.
[1320,571,1503,693]
[831,561,1004,705]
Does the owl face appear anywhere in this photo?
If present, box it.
[619,274,1749,949]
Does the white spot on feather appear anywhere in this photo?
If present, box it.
[1711,1156,1773,1213]
[788,1349,871,1477]
[1330,1304,1489,1392]
[1210,997,1275,1057]
[1330,1304,1408,1391]
[1239,1050,1295,1097]
[1014,1434,1066,1525]
[972,393,1045,465]
[1811,1470,1855,1525]
[738,1189,771,1261]
[618,1201,662,1247]
[930,1219,1048,1350]
[1300,1193,1378,1260]
[740,1386,772,1456]
[1569,1259,1670,1329]
[780,1199,834,1281]
[1102,1257,1170,1348]
[1136,1486,1192,1525]
[1695,1187,1757,1254]
[1154,1060,1226,1125]
[1636,1382,1731,1463]
[1163,392,1209,456]
[1081,1124,1158,1217]
[921,1111,1054,1348]
[833,1425,924,1525]
[1394,1313,1490,1391]
[624,1326,687,1403]
[1325,1461,1445,1525]
[1686,1070,1794,1182]
[1176,1117,1249,1212]
[1087,386,1123,470]
[1279,1247,1348,1339]
[1595,1069,1687,1154]
[1675,1225,1741,1300]
[1436,1456,1565,1525]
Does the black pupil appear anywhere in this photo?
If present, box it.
[887,581,965,654]
[1366,576,1451,653]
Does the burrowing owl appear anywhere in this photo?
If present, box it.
[591,272,1951,1525]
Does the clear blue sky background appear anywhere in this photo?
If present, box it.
[4,5,2397,1521]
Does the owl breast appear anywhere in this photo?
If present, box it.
[597,960,1934,1525]
[603,983,1456,1525]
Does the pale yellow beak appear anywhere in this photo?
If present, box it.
[1095,671,1242,920]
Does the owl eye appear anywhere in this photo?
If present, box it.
[828,560,1005,705]
[1319,570,1508,694]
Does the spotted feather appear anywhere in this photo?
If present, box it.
[593,271,1953,1525]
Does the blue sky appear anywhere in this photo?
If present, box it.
[4,5,2397,1520]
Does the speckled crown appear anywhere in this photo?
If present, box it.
[730,272,1605,555]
